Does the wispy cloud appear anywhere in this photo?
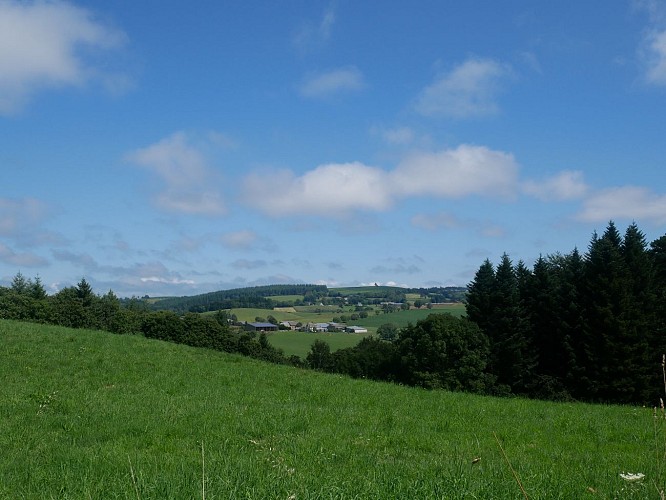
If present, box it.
[415,58,512,118]
[0,0,128,114]
[0,196,62,247]
[300,67,365,98]
[369,260,422,275]
[293,3,336,51]
[0,197,49,237]
[0,242,47,267]
[411,211,506,238]
[232,259,267,270]
[126,132,226,216]
[378,126,416,145]
[411,212,461,231]
[220,230,258,250]
[636,0,666,85]
[522,170,589,201]
[577,186,666,223]
[644,30,666,84]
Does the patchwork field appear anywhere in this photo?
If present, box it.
[1,319,659,498]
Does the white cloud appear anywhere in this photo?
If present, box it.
[243,162,392,216]
[0,196,63,247]
[415,58,512,118]
[411,212,460,231]
[126,132,226,216]
[391,145,519,199]
[522,170,589,201]
[0,242,47,267]
[577,186,666,223]
[382,126,415,145]
[410,211,506,238]
[0,197,50,236]
[644,30,666,84]
[300,67,364,98]
[243,145,521,217]
[293,3,336,51]
[0,0,127,114]
[232,259,267,270]
[220,230,258,250]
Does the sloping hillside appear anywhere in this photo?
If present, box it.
[0,320,656,498]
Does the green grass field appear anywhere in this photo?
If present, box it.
[229,307,344,324]
[268,331,372,358]
[266,294,304,304]
[356,304,466,329]
[1,319,659,498]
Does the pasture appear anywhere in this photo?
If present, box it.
[0,319,660,498]
[268,330,371,358]
[355,304,466,329]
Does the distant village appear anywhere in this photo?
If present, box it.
[243,320,368,334]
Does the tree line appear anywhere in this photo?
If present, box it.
[147,284,329,313]
[304,222,666,404]
[2,221,664,404]
[465,221,666,403]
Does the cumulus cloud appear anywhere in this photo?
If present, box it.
[243,144,615,220]
[415,58,512,118]
[522,170,589,201]
[243,145,523,217]
[577,186,666,223]
[0,0,128,114]
[126,132,226,216]
[300,67,364,98]
[243,162,393,216]
[391,145,519,199]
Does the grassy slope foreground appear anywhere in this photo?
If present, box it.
[0,320,659,499]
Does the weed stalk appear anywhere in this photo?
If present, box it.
[493,431,529,500]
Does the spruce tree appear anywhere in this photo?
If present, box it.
[582,222,630,402]
[550,249,585,398]
[620,223,655,402]
[466,259,495,334]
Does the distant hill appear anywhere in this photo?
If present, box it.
[137,284,467,314]
[144,284,328,313]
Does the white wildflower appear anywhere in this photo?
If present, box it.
[619,472,645,482]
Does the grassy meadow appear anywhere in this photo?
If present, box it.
[1,319,661,499]
[268,331,371,358]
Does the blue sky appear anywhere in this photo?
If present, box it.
[1,0,666,297]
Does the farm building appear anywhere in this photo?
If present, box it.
[244,322,278,332]
[346,326,368,333]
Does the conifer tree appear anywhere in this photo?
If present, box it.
[466,259,495,334]
[582,222,630,402]
[620,223,655,401]
[491,253,534,393]
[550,249,585,398]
